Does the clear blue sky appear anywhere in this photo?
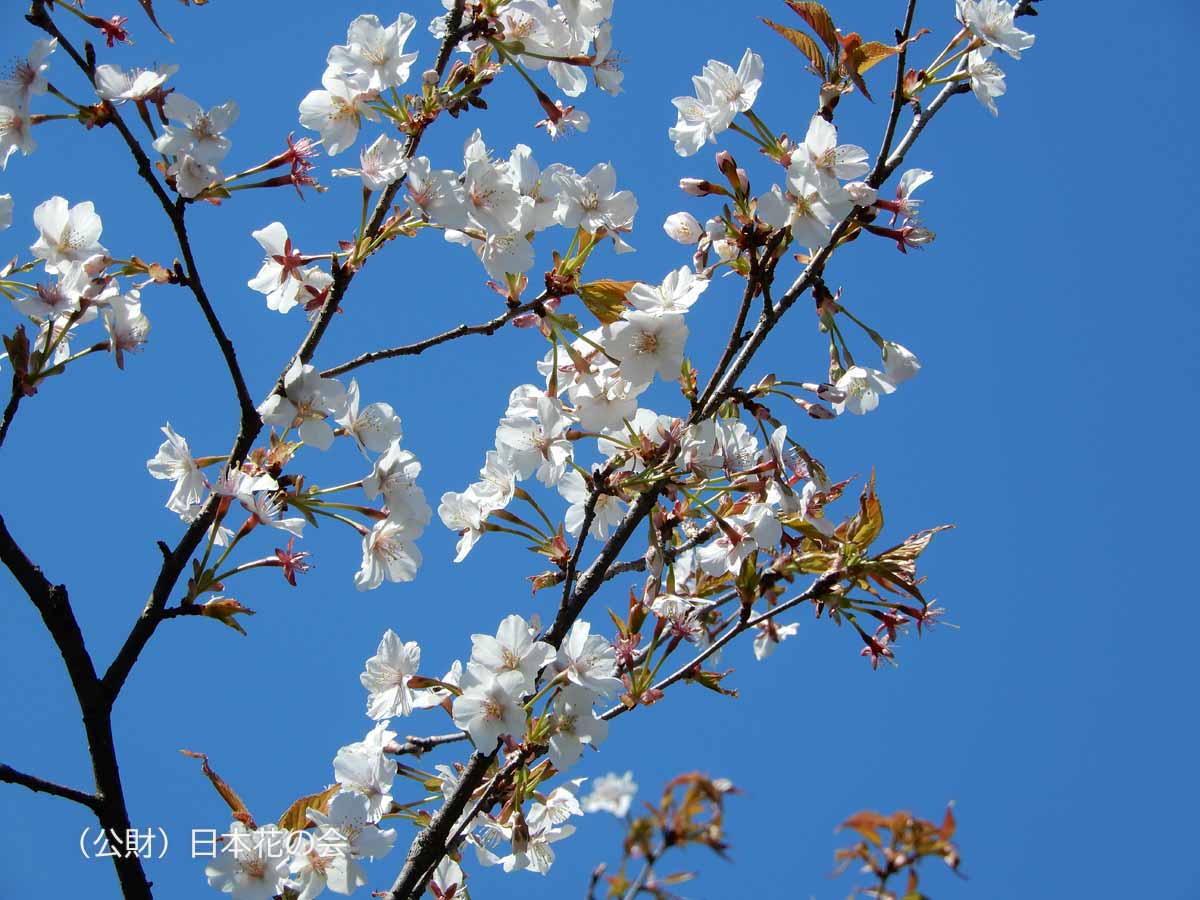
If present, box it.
[2,1,1198,898]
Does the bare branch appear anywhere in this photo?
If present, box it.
[871,0,920,184]
[0,763,99,810]
[320,298,544,378]
[0,374,22,449]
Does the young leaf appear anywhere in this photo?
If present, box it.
[785,1,840,56]
[577,279,635,325]
[136,0,174,42]
[761,18,828,78]
[180,750,256,828]
[277,784,340,832]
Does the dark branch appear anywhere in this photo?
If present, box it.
[871,0,920,184]
[0,763,99,809]
[320,298,543,378]
[0,373,22,449]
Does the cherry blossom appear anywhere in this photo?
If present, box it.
[882,341,922,385]
[152,94,239,166]
[470,614,555,692]
[246,222,305,314]
[30,197,106,272]
[494,396,575,486]
[697,503,782,576]
[792,115,870,199]
[333,721,397,822]
[626,266,709,316]
[0,39,55,107]
[336,378,402,455]
[93,62,176,102]
[355,518,422,590]
[0,194,10,231]
[528,779,587,832]
[452,668,527,749]
[437,490,486,562]
[298,70,378,156]
[330,133,408,190]
[555,162,637,241]
[753,620,799,660]
[203,822,292,900]
[558,468,626,538]
[581,771,637,817]
[361,629,422,719]
[256,359,349,451]
[326,14,419,92]
[556,620,623,697]
[103,291,151,369]
[957,0,1036,59]
[146,423,206,514]
[168,154,222,200]
[663,210,703,244]
[0,103,34,169]
[602,311,688,386]
[304,790,396,893]
[833,366,897,415]
[967,48,1007,116]
[548,685,608,770]
[670,49,764,157]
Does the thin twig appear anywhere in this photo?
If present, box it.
[320,298,543,378]
[871,0,920,185]
[0,763,99,809]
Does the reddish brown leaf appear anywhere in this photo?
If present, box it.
[180,750,256,828]
[785,1,840,56]
[761,18,827,78]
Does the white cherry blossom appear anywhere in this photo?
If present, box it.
[452,668,527,749]
[361,629,422,719]
[326,14,419,91]
[152,94,239,165]
[355,518,422,589]
[581,771,637,817]
[146,423,206,514]
[833,365,896,415]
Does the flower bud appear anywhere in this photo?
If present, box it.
[679,178,728,197]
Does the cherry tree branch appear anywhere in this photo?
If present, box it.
[320,296,545,378]
[0,762,100,809]
[871,0,920,183]
[27,0,258,429]
[0,374,22,449]
[383,24,982,891]
[386,732,469,757]
[601,570,843,724]
[101,0,474,707]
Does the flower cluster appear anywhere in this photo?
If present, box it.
[0,38,54,170]
[1,197,152,388]
[145,365,431,595]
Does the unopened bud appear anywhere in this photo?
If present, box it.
[422,69,440,85]
[679,178,728,197]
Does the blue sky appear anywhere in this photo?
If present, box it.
[2,1,1198,898]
